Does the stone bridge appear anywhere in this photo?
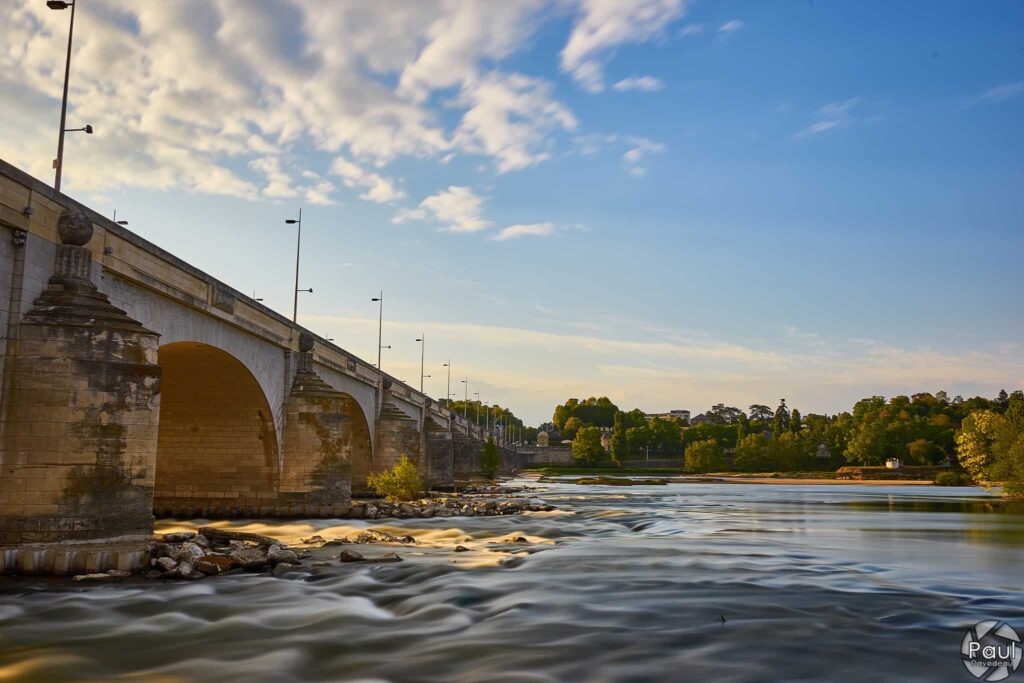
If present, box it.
[0,160,525,574]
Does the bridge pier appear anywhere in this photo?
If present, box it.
[0,209,160,573]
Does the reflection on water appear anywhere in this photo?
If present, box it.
[1,482,1022,682]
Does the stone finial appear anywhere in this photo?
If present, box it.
[298,332,315,353]
[57,209,93,246]
[424,397,433,408]
[382,377,393,391]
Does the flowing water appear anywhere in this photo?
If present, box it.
[1,480,1023,682]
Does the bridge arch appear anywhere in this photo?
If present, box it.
[154,341,279,514]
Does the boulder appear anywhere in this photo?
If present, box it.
[374,553,403,563]
[272,563,299,577]
[267,545,299,565]
[338,549,365,562]
[175,542,206,564]
[227,545,268,570]
[153,557,177,572]
[162,531,196,543]
[454,545,470,552]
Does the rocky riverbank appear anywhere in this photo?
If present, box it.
[69,495,555,582]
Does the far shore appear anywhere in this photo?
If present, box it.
[686,476,937,486]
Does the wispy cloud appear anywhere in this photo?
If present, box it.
[975,81,1024,105]
[718,19,745,34]
[561,0,687,92]
[794,97,860,139]
[679,23,705,36]
[613,76,665,92]
[493,223,556,241]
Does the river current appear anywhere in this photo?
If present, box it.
[1,480,1022,682]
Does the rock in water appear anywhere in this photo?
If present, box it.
[267,545,299,565]
[227,545,267,570]
[72,573,111,581]
[153,557,177,572]
[106,569,131,578]
[338,549,365,562]
[374,553,403,563]
[162,532,196,543]
[175,542,206,564]
[272,563,299,577]
[454,545,470,552]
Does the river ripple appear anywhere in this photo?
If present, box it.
[1,481,1022,682]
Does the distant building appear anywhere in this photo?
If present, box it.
[645,409,691,425]
[536,431,550,447]
[688,413,713,426]
[815,443,831,460]
[599,427,613,451]
[885,457,901,469]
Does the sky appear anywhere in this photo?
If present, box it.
[2,0,1022,425]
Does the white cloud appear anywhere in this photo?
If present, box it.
[794,97,859,139]
[612,75,665,92]
[329,157,405,203]
[976,81,1024,104]
[453,71,577,173]
[493,222,556,241]
[561,0,687,93]
[621,136,665,176]
[679,23,705,36]
[718,19,745,34]
[0,0,580,201]
[396,185,491,233]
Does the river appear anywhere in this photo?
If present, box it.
[1,480,1022,682]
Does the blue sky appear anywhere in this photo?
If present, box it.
[2,0,1022,424]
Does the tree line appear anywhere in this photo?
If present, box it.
[546,391,1024,496]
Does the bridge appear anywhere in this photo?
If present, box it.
[0,160,524,574]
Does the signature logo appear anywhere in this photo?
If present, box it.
[962,621,1021,681]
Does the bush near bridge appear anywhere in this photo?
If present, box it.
[367,455,424,501]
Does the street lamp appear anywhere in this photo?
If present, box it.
[284,210,311,323]
[324,332,334,342]
[371,291,385,371]
[415,334,427,393]
[460,379,468,419]
[442,361,451,407]
[252,290,263,302]
[49,0,79,192]
[474,391,480,426]
[112,209,127,226]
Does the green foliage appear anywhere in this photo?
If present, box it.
[366,455,423,501]
[610,412,627,465]
[563,416,584,440]
[934,471,970,486]
[684,438,726,472]
[957,397,1024,497]
[553,397,619,429]
[479,438,500,481]
[790,409,801,434]
[572,426,608,465]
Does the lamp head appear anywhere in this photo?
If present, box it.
[285,219,298,224]
[83,124,93,134]
[47,1,72,9]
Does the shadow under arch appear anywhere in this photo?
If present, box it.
[154,341,278,515]
[341,395,374,496]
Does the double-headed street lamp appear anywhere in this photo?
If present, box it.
[442,361,452,407]
[371,291,388,371]
[285,210,311,323]
[49,0,92,192]
[415,334,427,393]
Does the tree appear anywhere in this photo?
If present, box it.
[649,417,682,456]
[367,455,423,501]
[906,438,942,465]
[736,412,748,441]
[708,404,743,425]
[733,434,768,470]
[790,409,801,434]
[610,412,627,465]
[956,411,1002,480]
[685,438,726,473]
[563,416,584,440]
[572,426,607,465]
[479,438,500,481]
[773,399,789,436]
[749,404,773,422]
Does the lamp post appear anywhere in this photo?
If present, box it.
[112,209,127,225]
[415,333,426,393]
[442,361,451,407]
[460,379,468,419]
[474,391,480,426]
[285,209,311,323]
[372,291,385,371]
[49,0,83,193]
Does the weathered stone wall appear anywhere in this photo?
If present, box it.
[526,447,574,466]
[153,342,278,514]
[423,416,454,489]
[0,210,161,548]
